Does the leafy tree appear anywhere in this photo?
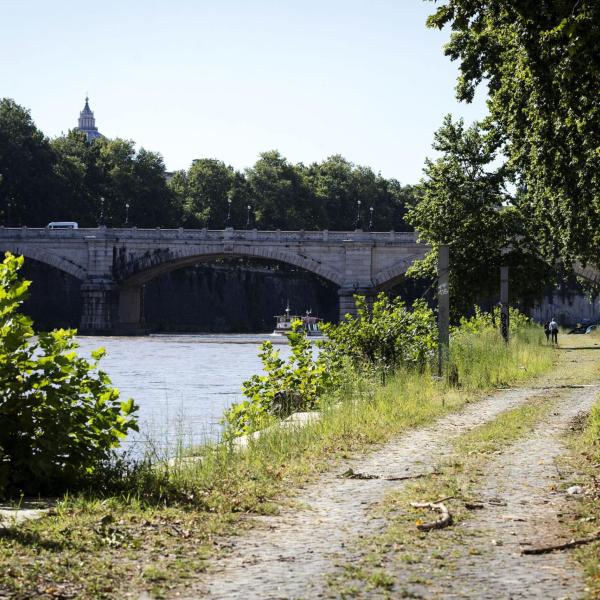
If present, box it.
[246,150,320,230]
[50,130,105,226]
[0,98,417,231]
[182,159,236,228]
[427,0,600,265]
[306,155,414,230]
[407,116,553,315]
[307,155,359,229]
[0,99,56,226]
[0,253,138,497]
[322,294,437,372]
[93,138,177,227]
[130,147,181,227]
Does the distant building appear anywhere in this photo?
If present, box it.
[77,97,102,142]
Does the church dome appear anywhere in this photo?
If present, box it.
[77,97,102,141]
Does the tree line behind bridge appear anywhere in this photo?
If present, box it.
[0,98,416,232]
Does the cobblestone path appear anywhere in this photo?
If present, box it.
[185,387,554,600]
[378,385,599,600]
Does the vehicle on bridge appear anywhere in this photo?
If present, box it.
[46,221,79,229]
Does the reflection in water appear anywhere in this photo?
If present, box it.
[75,334,291,457]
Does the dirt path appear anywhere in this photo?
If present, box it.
[184,386,557,600]
[374,385,599,600]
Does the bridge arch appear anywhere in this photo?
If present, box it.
[372,254,424,289]
[112,244,344,333]
[0,243,87,281]
[116,245,346,287]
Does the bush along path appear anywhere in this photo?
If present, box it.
[186,337,600,600]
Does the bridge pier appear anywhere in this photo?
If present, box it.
[80,281,146,335]
[117,285,146,335]
[79,281,118,335]
[338,287,376,321]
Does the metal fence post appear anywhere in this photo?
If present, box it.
[500,266,509,343]
[438,244,450,377]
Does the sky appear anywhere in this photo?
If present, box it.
[0,0,488,184]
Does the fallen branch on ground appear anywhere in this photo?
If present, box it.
[410,501,453,531]
[339,468,434,481]
[383,473,430,481]
[521,533,600,555]
[339,468,379,479]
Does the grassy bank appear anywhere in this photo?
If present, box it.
[0,327,553,599]
[566,395,600,599]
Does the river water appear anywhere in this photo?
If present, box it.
[75,334,291,457]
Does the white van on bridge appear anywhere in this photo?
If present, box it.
[46,222,79,229]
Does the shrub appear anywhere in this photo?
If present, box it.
[321,294,437,372]
[0,253,138,498]
[455,305,531,335]
[223,322,339,438]
[223,294,437,438]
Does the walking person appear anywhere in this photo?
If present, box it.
[543,321,550,343]
[549,317,559,345]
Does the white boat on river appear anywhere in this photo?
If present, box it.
[273,304,323,337]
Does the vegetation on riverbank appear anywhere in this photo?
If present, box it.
[0,254,138,500]
[566,393,600,599]
[0,302,554,599]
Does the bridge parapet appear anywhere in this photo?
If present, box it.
[0,226,418,244]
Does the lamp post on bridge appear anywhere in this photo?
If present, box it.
[354,200,362,230]
[368,206,374,231]
[124,202,130,227]
[98,197,106,227]
[225,193,232,228]
[245,204,251,230]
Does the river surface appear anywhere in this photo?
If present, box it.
[75,334,291,457]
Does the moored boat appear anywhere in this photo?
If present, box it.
[273,304,323,336]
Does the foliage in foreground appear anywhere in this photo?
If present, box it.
[224,294,438,437]
[0,307,554,600]
[453,305,532,335]
[223,293,540,437]
[322,294,437,372]
[0,253,138,499]
[223,321,340,438]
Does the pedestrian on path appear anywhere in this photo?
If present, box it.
[544,321,550,343]
[549,317,559,345]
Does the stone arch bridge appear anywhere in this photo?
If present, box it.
[0,227,429,334]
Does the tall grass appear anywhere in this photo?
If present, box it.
[451,326,549,389]
[100,323,553,511]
